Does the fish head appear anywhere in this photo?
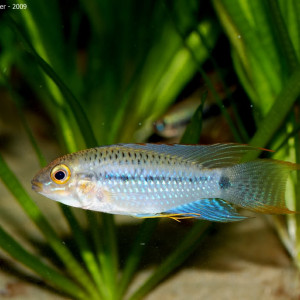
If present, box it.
[31,155,85,208]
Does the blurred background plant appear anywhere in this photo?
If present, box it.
[0,0,299,299]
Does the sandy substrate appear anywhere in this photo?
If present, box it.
[140,217,300,300]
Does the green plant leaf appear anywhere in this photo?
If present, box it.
[245,68,300,159]
[0,224,87,299]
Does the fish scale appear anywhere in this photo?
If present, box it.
[31,143,299,222]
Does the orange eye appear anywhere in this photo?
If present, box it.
[50,164,71,184]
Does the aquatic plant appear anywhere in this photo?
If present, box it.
[0,0,299,299]
[213,0,300,263]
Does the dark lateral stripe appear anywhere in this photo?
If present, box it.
[219,176,231,189]
[101,172,208,183]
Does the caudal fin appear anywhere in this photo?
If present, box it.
[221,159,299,214]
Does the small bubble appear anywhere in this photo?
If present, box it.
[138,122,142,126]
[237,35,241,39]
[140,242,145,246]
[39,85,43,88]
[101,122,105,126]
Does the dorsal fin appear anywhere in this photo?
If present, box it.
[118,143,267,168]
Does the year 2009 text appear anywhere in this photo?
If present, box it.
[0,4,28,9]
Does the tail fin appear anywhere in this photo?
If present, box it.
[221,159,299,214]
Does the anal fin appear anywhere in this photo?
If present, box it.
[161,199,248,222]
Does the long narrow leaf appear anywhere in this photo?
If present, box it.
[266,0,299,73]
[245,68,300,159]
[60,205,104,298]
[0,225,87,299]
[25,50,98,148]
[96,214,119,299]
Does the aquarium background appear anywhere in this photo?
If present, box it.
[0,0,300,299]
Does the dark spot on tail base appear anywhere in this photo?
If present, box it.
[219,176,231,189]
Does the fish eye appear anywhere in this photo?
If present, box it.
[54,170,66,180]
[154,121,166,132]
[50,164,71,184]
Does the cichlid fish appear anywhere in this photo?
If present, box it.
[153,73,236,139]
[31,143,299,222]
[153,96,201,138]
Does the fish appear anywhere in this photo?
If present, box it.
[153,96,202,138]
[153,73,236,139]
[31,143,299,222]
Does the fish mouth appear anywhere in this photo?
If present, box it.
[31,180,43,192]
